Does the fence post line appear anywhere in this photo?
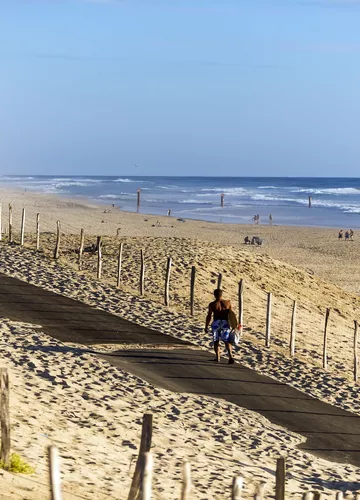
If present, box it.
[78,228,84,270]
[164,257,172,306]
[36,213,40,251]
[20,208,25,246]
[0,203,2,241]
[140,452,153,500]
[290,300,297,357]
[127,413,153,500]
[217,273,223,290]
[238,279,244,335]
[275,457,285,500]
[323,308,330,370]
[354,320,359,382]
[140,249,145,295]
[265,292,272,347]
[48,446,62,500]
[8,203,12,244]
[53,221,60,259]
[97,236,102,279]
[181,461,191,500]
[231,477,243,500]
[190,266,196,316]
[0,368,10,466]
[117,242,123,287]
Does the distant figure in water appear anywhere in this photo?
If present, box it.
[338,229,343,240]
[205,289,234,364]
[167,209,171,216]
[269,213,273,225]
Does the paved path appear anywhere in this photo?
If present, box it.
[1,273,360,466]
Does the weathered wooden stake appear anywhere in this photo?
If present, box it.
[117,242,123,287]
[181,461,191,500]
[265,292,272,347]
[127,414,153,500]
[78,228,84,269]
[290,300,297,357]
[0,368,10,465]
[190,266,196,316]
[137,189,141,212]
[164,257,172,306]
[53,221,60,259]
[97,236,102,279]
[48,446,62,500]
[20,208,25,246]
[275,457,285,500]
[0,203,2,241]
[354,320,359,382]
[238,279,244,335]
[336,492,344,500]
[231,476,243,499]
[8,204,12,244]
[36,213,40,251]
[140,249,145,295]
[323,308,330,370]
[217,273,223,290]
[140,452,153,500]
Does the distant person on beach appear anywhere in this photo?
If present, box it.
[338,230,343,240]
[167,209,171,216]
[345,230,350,241]
[244,236,250,244]
[350,229,354,240]
[204,289,234,364]
[269,213,272,225]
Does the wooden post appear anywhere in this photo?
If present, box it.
[48,446,62,500]
[137,189,141,212]
[8,204,12,244]
[238,279,244,335]
[53,221,60,259]
[217,273,223,290]
[190,266,196,316]
[78,229,84,270]
[140,452,153,500]
[20,208,25,246]
[323,308,330,370]
[354,320,359,382]
[231,477,243,499]
[127,414,153,500]
[97,236,102,279]
[313,493,322,500]
[140,249,145,295]
[36,213,40,251]
[336,493,344,500]
[275,457,285,500]
[164,257,172,306]
[181,461,191,500]
[265,292,272,347]
[0,368,10,466]
[302,494,314,500]
[117,242,123,287]
[0,203,2,241]
[290,300,297,357]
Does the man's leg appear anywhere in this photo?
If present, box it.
[225,342,234,364]
[214,340,220,362]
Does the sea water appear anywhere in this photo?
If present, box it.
[1,175,360,229]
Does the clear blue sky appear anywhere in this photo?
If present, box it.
[1,0,360,176]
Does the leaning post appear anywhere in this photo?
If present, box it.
[20,208,25,246]
[190,266,196,316]
[265,292,272,347]
[53,221,61,259]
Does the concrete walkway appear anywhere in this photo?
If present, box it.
[0,273,360,466]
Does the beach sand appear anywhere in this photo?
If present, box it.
[0,188,360,498]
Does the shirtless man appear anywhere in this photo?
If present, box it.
[204,289,234,364]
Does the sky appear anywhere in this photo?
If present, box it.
[1,0,360,177]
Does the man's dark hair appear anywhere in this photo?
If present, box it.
[214,289,223,299]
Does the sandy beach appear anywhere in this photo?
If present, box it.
[1,188,360,498]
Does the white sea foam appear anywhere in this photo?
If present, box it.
[114,178,136,183]
[291,187,360,195]
[258,185,277,189]
[201,187,247,196]
[98,194,119,199]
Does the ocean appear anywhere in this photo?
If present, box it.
[1,175,360,229]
